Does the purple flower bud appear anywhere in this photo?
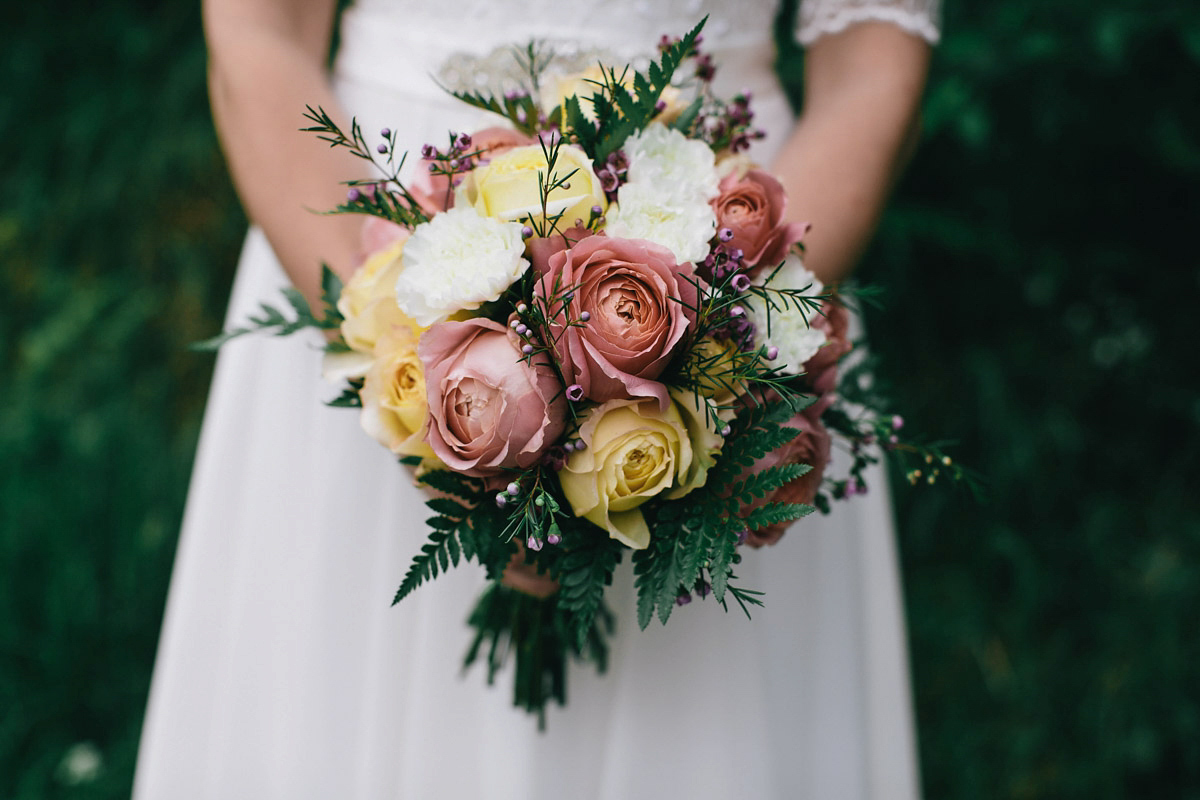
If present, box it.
[566,384,585,402]
[376,143,388,154]
[509,319,520,329]
[547,533,562,546]
[676,592,692,606]
[457,133,472,148]
[495,493,508,508]
[892,414,905,430]
[380,127,391,138]
[845,479,859,497]
[421,144,436,158]
[888,434,899,445]
[507,482,520,496]
[765,346,779,361]
[522,344,534,355]
[729,306,745,318]
[346,188,361,203]
[515,323,528,335]
[579,311,591,322]
[720,425,732,436]
[731,273,751,292]
[736,528,749,545]
[591,205,603,218]
[573,439,586,451]
[428,164,438,173]
[527,536,543,552]
[516,303,528,314]
[697,581,711,598]
[730,248,744,262]
[655,100,666,113]
[562,440,575,452]
[718,227,734,242]
[521,226,534,239]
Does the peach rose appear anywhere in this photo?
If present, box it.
[739,402,831,547]
[418,318,566,477]
[712,168,808,272]
[534,235,701,409]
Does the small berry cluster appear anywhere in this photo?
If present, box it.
[704,228,760,351]
[595,149,629,201]
[421,131,477,187]
[698,93,765,154]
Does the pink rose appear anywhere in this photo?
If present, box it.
[418,318,566,477]
[712,169,808,272]
[801,300,852,415]
[422,126,537,209]
[739,402,831,548]
[534,235,701,409]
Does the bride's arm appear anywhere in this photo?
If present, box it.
[771,22,932,285]
[205,0,364,305]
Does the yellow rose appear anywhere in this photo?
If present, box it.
[338,238,415,356]
[541,66,686,125]
[359,327,435,460]
[559,395,714,549]
[457,144,607,234]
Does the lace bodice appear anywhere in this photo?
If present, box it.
[797,0,940,44]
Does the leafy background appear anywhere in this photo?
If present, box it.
[1,0,1197,797]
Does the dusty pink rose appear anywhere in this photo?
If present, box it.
[418,318,566,477]
[739,402,831,547]
[801,300,852,415]
[534,235,701,409]
[712,169,808,272]
[422,126,537,208]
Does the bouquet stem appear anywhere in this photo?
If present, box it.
[464,583,614,729]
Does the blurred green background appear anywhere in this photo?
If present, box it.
[2,1,1197,797]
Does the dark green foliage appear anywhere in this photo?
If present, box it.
[553,529,622,651]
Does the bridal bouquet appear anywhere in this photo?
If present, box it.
[202,19,968,724]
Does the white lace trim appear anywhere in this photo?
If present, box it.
[796,0,942,46]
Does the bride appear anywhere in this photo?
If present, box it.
[135,0,939,797]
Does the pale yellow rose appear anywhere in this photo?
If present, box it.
[456,144,607,234]
[541,66,686,125]
[338,238,415,357]
[559,395,712,549]
[668,387,725,492]
[360,327,436,460]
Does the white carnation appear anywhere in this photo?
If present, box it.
[606,181,717,265]
[745,254,827,375]
[394,206,529,327]
[624,123,720,200]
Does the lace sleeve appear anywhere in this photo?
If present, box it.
[795,0,942,46]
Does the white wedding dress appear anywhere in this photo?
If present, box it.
[134,1,940,797]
